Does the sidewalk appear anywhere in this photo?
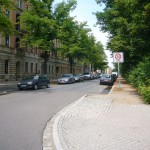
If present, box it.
[0,81,18,95]
[43,77,150,150]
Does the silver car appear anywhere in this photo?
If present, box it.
[74,74,84,82]
[100,74,114,86]
[57,74,75,84]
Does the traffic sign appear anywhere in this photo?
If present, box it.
[113,52,124,63]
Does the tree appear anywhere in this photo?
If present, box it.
[0,0,16,34]
[20,0,78,74]
[95,0,150,74]
[20,0,58,73]
[54,0,86,73]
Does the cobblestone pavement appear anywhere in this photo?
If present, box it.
[43,77,150,150]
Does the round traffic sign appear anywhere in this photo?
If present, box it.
[115,53,121,60]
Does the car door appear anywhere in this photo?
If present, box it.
[38,75,44,87]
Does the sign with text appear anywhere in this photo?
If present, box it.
[113,52,124,63]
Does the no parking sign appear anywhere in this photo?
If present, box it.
[113,52,124,63]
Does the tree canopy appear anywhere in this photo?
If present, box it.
[95,0,150,73]
[19,0,107,73]
[0,0,17,34]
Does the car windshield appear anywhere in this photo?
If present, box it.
[74,74,79,76]
[101,74,111,79]
[22,75,39,80]
[62,74,71,77]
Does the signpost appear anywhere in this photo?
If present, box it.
[113,52,124,87]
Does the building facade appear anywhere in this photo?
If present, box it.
[0,0,84,82]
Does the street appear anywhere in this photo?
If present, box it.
[0,79,106,150]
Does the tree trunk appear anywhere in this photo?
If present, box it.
[69,57,74,73]
[41,51,49,74]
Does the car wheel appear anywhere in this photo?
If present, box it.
[46,83,50,88]
[34,84,38,90]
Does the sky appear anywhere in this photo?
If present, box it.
[53,0,113,68]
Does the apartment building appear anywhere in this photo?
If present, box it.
[0,0,84,82]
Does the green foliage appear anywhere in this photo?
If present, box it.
[20,0,56,50]
[139,86,150,104]
[127,58,150,103]
[95,0,150,73]
[0,0,17,34]
[19,0,107,73]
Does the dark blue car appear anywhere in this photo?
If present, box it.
[17,74,50,90]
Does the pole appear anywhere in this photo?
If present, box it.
[118,62,121,87]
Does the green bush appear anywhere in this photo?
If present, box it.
[127,57,150,103]
[139,86,150,104]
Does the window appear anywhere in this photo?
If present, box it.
[17,0,22,8]
[6,10,10,17]
[5,36,9,47]
[5,60,9,74]
[52,65,53,73]
[25,62,28,73]
[35,63,38,73]
[0,34,1,45]
[16,13,20,31]
[49,65,51,73]
[16,38,20,48]
[31,63,33,73]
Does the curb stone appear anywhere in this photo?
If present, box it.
[42,96,87,150]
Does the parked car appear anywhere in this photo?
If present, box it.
[74,74,84,82]
[57,74,75,84]
[111,73,117,82]
[17,74,50,90]
[100,74,114,86]
[111,72,118,77]
[83,72,93,80]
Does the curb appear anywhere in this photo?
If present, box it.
[0,91,12,96]
[42,95,87,150]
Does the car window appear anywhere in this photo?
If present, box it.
[83,73,90,75]
[101,74,111,79]
[23,75,37,80]
[63,74,71,77]
[39,76,44,80]
[43,75,48,79]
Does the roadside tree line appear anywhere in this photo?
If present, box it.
[0,0,107,74]
[95,0,150,103]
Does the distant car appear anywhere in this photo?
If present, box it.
[100,74,114,86]
[17,74,50,90]
[74,74,84,82]
[57,74,75,84]
[111,72,118,77]
[83,72,93,80]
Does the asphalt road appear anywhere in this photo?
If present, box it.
[0,79,107,150]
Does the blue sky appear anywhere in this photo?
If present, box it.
[53,0,113,68]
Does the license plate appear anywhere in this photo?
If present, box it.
[104,80,108,81]
[21,85,26,87]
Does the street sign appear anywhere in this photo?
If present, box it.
[113,52,124,63]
